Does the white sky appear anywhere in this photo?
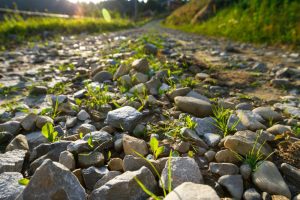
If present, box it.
[68,0,148,4]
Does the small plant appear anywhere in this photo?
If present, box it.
[41,122,59,143]
[182,115,197,130]
[292,124,300,137]
[87,133,94,148]
[48,82,71,95]
[40,97,60,119]
[233,131,274,171]
[211,105,239,137]
[18,178,30,186]
[149,137,165,160]
[57,63,75,72]
[83,84,111,110]
[180,77,199,88]
[0,84,19,97]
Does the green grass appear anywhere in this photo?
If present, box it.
[0,16,135,47]
[165,0,300,46]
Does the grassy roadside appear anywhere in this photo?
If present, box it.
[164,0,300,47]
[0,16,136,49]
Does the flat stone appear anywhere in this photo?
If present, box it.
[160,157,203,190]
[0,172,25,200]
[215,149,240,164]
[132,58,149,73]
[167,87,191,100]
[108,158,123,171]
[209,162,239,176]
[77,109,90,121]
[253,107,282,122]
[175,96,212,118]
[280,163,300,190]
[19,159,86,200]
[252,161,291,198]
[267,124,291,135]
[0,121,21,135]
[237,110,266,131]
[25,131,48,150]
[218,175,243,199]
[89,166,157,200]
[164,182,220,200]
[204,133,221,147]
[105,106,142,132]
[0,150,26,173]
[192,117,220,136]
[186,90,211,103]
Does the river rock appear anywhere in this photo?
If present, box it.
[19,159,86,200]
[209,162,239,176]
[175,96,212,117]
[132,58,149,73]
[280,163,300,190]
[35,115,53,129]
[218,175,243,199]
[164,182,220,200]
[243,188,262,200]
[105,106,142,132]
[192,117,220,136]
[160,157,203,190]
[252,161,291,198]
[89,166,157,200]
[267,124,291,135]
[253,107,282,122]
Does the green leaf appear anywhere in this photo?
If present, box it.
[102,8,112,22]
[87,134,94,148]
[41,122,53,139]
[155,146,164,159]
[79,132,83,139]
[188,150,194,158]
[150,137,159,153]
[107,151,112,160]
[18,178,30,186]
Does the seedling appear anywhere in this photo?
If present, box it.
[41,122,59,143]
[18,178,30,186]
[149,137,165,160]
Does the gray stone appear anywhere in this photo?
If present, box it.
[204,133,221,147]
[209,162,239,176]
[267,124,291,135]
[252,161,291,198]
[19,159,86,200]
[59,150,75,170]
[175,96,212,118]
[67,140,90,154]
[77,109,90,121]
[35,115,53,129]
[205,150,216,162]
[227,114,247,131]
[5,134,29,152]
[0,121,21,135]
[0,131,13,144]
[180,127,208,148]
[215,149,240,164]
[78,151,105,168]
[164,182,220,200]
[252,62,268,72]
[0,172,25,200]
[132,58,149,73]
[132,72,148,84]
[77,123,97,134]
[66,117,77,128]
[92,71,113,83]
[253,107,282,122]
[145,77,161,95]
[271,79,291,89]
[108,158,123,171]
[114,64,129,80]
[237,110,266,131]
[89,166,157,200]
[144,43,157,55]
[186,91,211,103]
[218,175,243,199]
[243,188,262,200]
[21,113,38,131]
[82,166,109,191]
[93,171,122,190]
[236,102,253,110]
[30,85,47,95]
[160,157,203,190]
[193,117,219,136]
[105,106,142,132]
[280,163,300,190]
[167,87,191,100]
[0,150,26,173]
[82,131,113,150]
[123,134,148,156]
[25,131,48,150]
[240,163,252,180]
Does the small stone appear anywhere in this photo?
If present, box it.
[66,117,77,128]
[0,149,27,173]
[205,150,216,162]
[209,162,239,176]
[204,133,221,147]
[240,163,252,180]
[186,91,211,103]
[160,157,203,190]
[133,124,146,138]
[215,149,240,164]
[122,134,148,156]
[236,102,253,110]
[193,117,219,136]
[144,43,158,55]
[78,151,105,168]
[243,188,262,200]
[114,64,129,80]
[77,110,90,121]
[92,71,113,83]
[0,131,13,144]
[280,163,300,190]
[108,158,123,171]
[21,113,38,131]
[267,124,291,135]
[35,115,53,129]
[0,172,25,200]
[237,110,266,131]
[252,161,291,198]
[174,141,190,153]
[5,134,29,152]
[59,151,75,170]
[132,58,149,73]
[77,123,97,135]
[0,121,21,135]
[175,96,212,118]
[105,106,142,132]
[164,182,220,200]
[82,166,109,191]
[167,87,191,100]
[218,175,243,199]
[253,107,282,122]
[252,62,268,72]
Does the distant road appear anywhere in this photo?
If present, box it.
[0,8,70,20]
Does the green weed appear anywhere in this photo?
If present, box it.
[41,122,59,143]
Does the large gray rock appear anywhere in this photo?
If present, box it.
[0,121,21,135]
[0,172,25,200]
[25,131,48,150]
[218,175,243,199]
[224,131,272,157]
[237,110,266,131]
[0,150,27,173]
[123,134,148,156]
[160,157,203,190]
[105,106,142,132]
[252,161,291,198]
[174,96,212,118]
[253,107,282,122]
[19,159,86,200]
[6,134,29,152]
[89,166,157,200]
[164,182,220,200]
